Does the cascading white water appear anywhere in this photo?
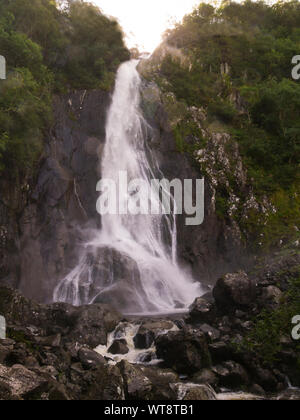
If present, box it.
[53,60,203,314]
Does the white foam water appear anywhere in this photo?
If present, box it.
[95,321,179,365]
[53,60,203,314]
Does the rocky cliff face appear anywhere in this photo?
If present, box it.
[0,89,111,302]
[140,81,250,286]
[0,74,253,302]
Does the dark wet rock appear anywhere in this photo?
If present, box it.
[213,271,256,314]
[0,287,122,348]
[133,320,176,350]
[34,365,59,380]
[140,366,178,400]
[171,383,216,401]
[208,341,238,364]
[80,364,125,400]
[70,363,86,384]
[249,384,266,397]
[35,334,61,348]
[0,90,112,303]
[24,356,39,369]
[155,330,211,374]
[108,339,129,355]
[140,320,175,332]
[78,348,106,369]
[64,342,82,360]
[191,368,218,387]
[174,319,186,330]
[187,297,217,324]
[0,342,12,364]
[63,303,121,347]
[213,361,249,389]
[251,366,278,392]
[183,385,217,401]
[137,352,155,364]
[134,327,155,350]
[48,383,70,401]
[118,360,152,400]
[198,324,220,342]
[235,310,247,319]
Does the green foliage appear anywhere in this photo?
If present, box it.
[240,274,300,366]
[215,190,230,220]
[173,114,206,154]
[159,0,300,248]
[208,99,237,124]
[60,1,129,90]
[0,0,129,177]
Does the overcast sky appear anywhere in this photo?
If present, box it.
[93,0,201,52]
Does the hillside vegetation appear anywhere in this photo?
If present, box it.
[152,0,300,250]
[0,0,129,178]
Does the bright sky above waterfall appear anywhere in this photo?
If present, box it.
[94,0,200,52]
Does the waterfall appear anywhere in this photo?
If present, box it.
[53,60,203,315]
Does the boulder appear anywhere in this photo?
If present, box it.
[0,364,47,400]
[0,341,13,364]
[198,324,220,342]
[261,286,283,305]
[213,272,256,313]
[191,368,218,387]
[208,341,238,364]
[188,297,217,324]
[183,385,217,401]
[133,327,155,350]
[171,383,216,401]
[251,366,278,392]
[63,303,122,348]
[212,361,249,389]
[81,364,125,400]
[0,287,122,348]
[117,360,152,400]
[133,320,177,350]
[78,348,106,369]
[140,366,178,400]
[108,339,129,355]
[155,330,211,374]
